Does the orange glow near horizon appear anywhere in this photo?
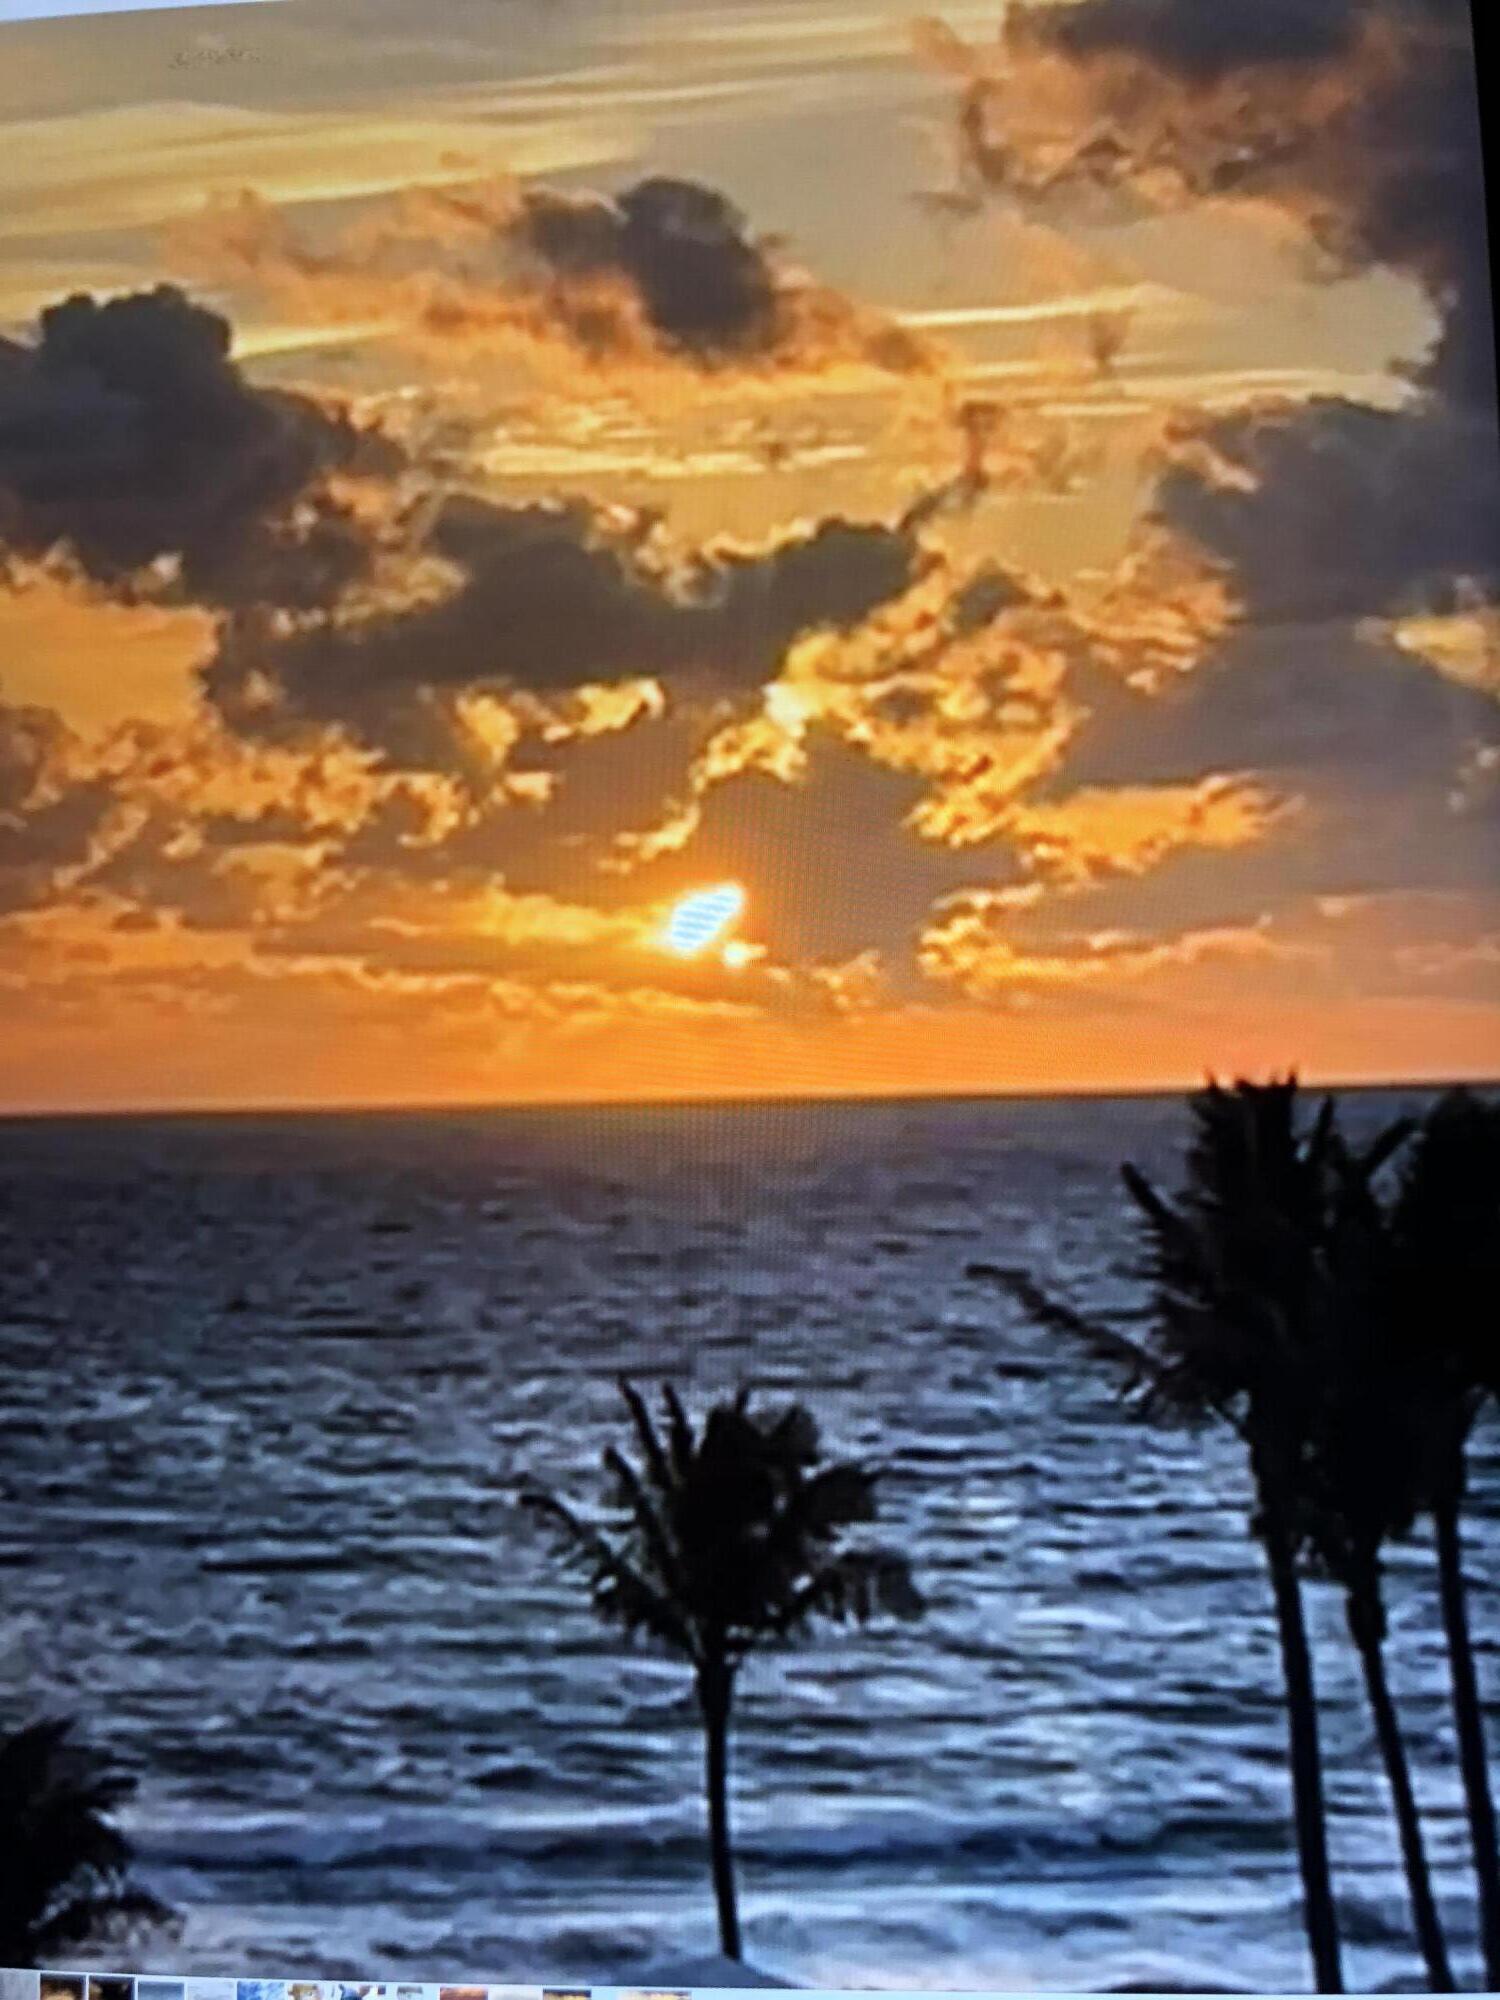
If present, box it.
[2,985,1498,1120]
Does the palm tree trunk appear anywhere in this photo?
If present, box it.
[696,1658,742,1961]
[1348,1588,1455,1992]
[1260,1505,1345,1992]
[1434,1491,1500,1986]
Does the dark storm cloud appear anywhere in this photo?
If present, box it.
[203,493,924,760]
[1155,397,1500,624]
[459,707,708,884]
[980,0,1496,350]
[955,0,1494,405]
[1034,615,1500,926]
[0,286,395,606]
[1033,0,1363,82]
[1064,619,1493,793]
[514,178,779,359]
[931,0,1496,641]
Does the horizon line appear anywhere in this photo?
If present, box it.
[3,1071,1497,1125]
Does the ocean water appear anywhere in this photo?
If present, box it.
[2,1091,1497,1993]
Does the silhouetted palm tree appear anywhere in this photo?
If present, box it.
[522,1377,923,1961]
[986,1079,1347,1991]
[1385,1089,1500,1986]
[999,1081,1472,1991]
[1307,1130,1453,1993]
[0,1717,169,1967]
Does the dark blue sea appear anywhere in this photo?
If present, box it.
[2,1092,1496,1991]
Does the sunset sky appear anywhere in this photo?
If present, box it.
[0,0,1495,1111]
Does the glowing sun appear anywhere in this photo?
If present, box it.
[660,882,746,957]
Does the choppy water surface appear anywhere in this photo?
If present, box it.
[2,1093,1497,1990]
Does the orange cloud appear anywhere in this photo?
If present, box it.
[166,178,941,392]
[1000,774,1293,885]
[917,894,1299,1001]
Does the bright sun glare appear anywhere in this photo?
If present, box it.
[660,882,746,957]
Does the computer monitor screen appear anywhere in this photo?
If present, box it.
[1,0,1497,1992]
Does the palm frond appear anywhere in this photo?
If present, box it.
[764,1402,820,1466]
[997,1081,1443,1585]
[1388,1087,1500,1407]
[1120,1162,1223,1305]
[1359,1115,1416,1180]
[29,1884,171,1962]
[978,1262,1181,1409]
[662,1382,696,1477]
[524,1382,920,1676]
[792,1462,879,1535]
[603,1443,688,1603]
[0,1718,171,1968]
[1308,1093,1336,1169]
[520,1488,695,1656]
[618,1376,674,1497]
[778,1549,925,1633]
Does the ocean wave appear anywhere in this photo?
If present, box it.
[11,1089,1488,1990]
[133,1802,1291,1879]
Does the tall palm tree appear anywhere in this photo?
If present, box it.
[1001,1082,1469,1991]
[985,1079,1347,1992]
[1306,1131,1454,1993]
[1385,1089,1500,1986]
[0,1716,169,1967]
[522,1377,923,1961]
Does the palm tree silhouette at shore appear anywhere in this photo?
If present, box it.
[992,1078,1500,1992]
[1385,1090,1500,1986]
[0,1716,169,1967]
[1309,1126,1453,1991]
[987,1080,1349,1991]
[522,1377,923,1961]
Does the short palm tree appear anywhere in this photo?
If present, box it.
[0,1716,169,1967]
[986,1080,1347,1992]
[1385,1090,1500,1986]
[522,1377,924,1961]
